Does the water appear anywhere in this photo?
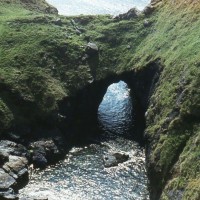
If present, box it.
[98,81,133,137]
[46,0,151,16]
[19,81,149,200]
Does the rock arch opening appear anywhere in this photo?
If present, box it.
[98,81,133,138]
[58,62,161,145]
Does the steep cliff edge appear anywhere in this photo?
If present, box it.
[0,0,199,199]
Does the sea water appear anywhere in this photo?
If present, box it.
[46,0,150,16]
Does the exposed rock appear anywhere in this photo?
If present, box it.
[151,0,162,6]
[75,28,82,35]
[0,140,29,198]
[103,152,129,168]
[143,5,155,15]
[53,18,62,26]
[70,19,76,27]
[32,152,47,169]
[144,19,152,27]
[86,42,99,56]
[0,151,9,166]
[0,188,18,200]
[0,168,16,190]
[30,138,64,168]
[45,6,58,15]
[113,152,129,163]
[114,8,140,21]
[3,155,28,181]
[0,140,28,158]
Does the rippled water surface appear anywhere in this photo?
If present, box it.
[19,81,149,200]
[46,0,150,15]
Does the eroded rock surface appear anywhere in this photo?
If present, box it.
[103,152,129,168]
[0,141,28,200]
[114,8,140,20]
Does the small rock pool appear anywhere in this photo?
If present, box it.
[19,81,149,200]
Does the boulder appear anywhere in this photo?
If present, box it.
[3,155,28,180]
[114,8,140,21]
[0,151,9,166]
[0,140,28,158]
[32,151,47,169]
[53,18,62,26]
[30,138,63,168]
[143,5,155,15]
[103,152,129,168]
[144,19,151,27]
[113,152,129,163]
[85,42,99,56]
[0,188,18,200]
[0,168,16,190]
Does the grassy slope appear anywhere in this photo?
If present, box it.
[0,0,199,199]
[76,4,200,198]
[0,1,91,130]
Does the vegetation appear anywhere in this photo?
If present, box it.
[0,0,199,199]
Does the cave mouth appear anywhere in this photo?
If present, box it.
[97,80,134,139]
[97,79,146,146]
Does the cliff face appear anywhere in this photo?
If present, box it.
[0,0,199,199]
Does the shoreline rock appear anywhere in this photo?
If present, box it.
[103,152,129,168]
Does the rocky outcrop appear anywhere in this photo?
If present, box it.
[0,140,29,200]
[103,152,129,168]
[114,8,140,20]
[86,42,99,56]
[29,137,66,168]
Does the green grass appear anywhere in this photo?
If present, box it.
[0,0,199,198]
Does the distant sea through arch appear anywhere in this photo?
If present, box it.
[46,0,151,16]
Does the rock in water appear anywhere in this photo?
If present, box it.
[103,152,129,168]
[0,188,18,200]
[0,168,16,189]
[0,168,17,200]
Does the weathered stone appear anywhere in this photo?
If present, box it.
[113,152,129,163]
[114,8,140,20]
[75,28,82,35]
[143,5,155,15]
[144,19,151,27]
[0,168,16,190]
[103,152,129,168]
[0,140,28,158]
[103,155,117,168]
[32,152,47,169]
[86,42,99,56]
[53,18,62,26]
[0,151,9,166]
[0,188,18,200]
[1,154,29,191]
